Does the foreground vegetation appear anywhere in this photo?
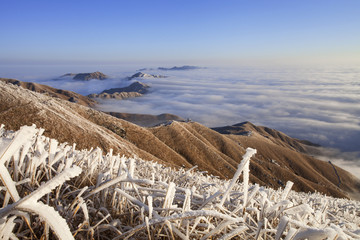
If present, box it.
[0,125,359,239]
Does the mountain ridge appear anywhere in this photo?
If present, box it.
[127,71,167,80]
[0,78,96,107]
[58,71,108,80]
[88,81,150,99]
[107,112,184,127]
[0,79,359,199]
[101,81,149,94]
[158,65,204,71]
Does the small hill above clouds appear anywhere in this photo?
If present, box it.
[136,66,204,71]
[58,71,108,80]
[1,80,359,200]
[158,65,204,70]
[127,72,167,80]
[89,81,150,99]
[101,81,149,94]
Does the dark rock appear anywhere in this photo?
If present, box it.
[69,97,78,103]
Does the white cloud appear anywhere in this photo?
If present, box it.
[315,148,360,179]
[4,64,360,176]
[90,66,360,152]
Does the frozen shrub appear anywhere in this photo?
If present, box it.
[0,125,359,239]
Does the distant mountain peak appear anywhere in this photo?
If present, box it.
[73,71,108,80]
[88,81,150,100]
[101,81,150,94]
[128,72,167,80]
[58,71,108,81]
[158,65,205,71]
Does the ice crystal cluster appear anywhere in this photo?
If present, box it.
[0,125,359,239]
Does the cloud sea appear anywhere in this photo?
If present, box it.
[1,64,359,176]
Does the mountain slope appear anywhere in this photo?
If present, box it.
[0,80,359,199]
[213,121,320,153]
[0,78,96,107]
[220,123,360,198]
[107,112,185,127]
[0,81,169,165]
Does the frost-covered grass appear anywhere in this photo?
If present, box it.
[0,125,359,239]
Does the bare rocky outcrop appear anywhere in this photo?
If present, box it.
[0,80,359,199]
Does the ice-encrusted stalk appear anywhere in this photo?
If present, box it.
[0,164,20,202]
[162,182,176,209]
[18,201,75,240]
[200,219,237,240]
[281,181,294,200]
[115,188,150,212]
[0,125,39,202]
[182,189,191,213]
[292,227,337,240]
[0,215,17,239]
[275,216,289,240]
[217,225,248,240]
[117,210,242,240]
[48,138,58,165]
[147,196,153,219]
[243,155,250,207]
[0,166,82,218]
[218,148,257,207]
[85,173,127,199]
[0,125,38,165]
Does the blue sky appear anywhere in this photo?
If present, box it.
[1,0,359,65]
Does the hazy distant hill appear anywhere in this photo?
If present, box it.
[58,71,108,80]
[101,81,149,94]
[88,81,150,99]
[127,72,167,80]
[136,66,204,71]
[158,65,204,70]
[0,80,359,200]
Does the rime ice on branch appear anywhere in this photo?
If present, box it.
[0,125,359,239]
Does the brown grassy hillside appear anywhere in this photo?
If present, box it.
[107,112,184,127]
[0,80,359,199]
